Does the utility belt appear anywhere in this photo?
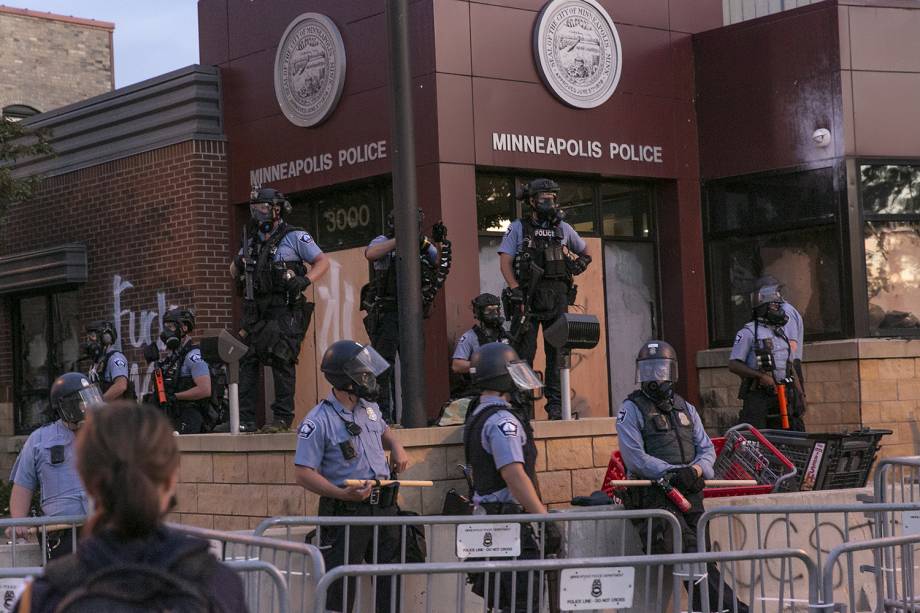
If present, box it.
[478,502,525,515]
[320,482,399,514]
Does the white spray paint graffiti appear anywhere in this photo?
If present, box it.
[315,258,356,357]
[111,274,168,395]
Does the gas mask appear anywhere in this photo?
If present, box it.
[532,196,561,224]
[81,335,102,360]
[478,305,505,331]
[159,324,182,351]
[250,203,276,234]
[641,380,674,403]
[753,302,789,327]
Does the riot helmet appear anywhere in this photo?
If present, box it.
[250,186,291,232]
[751,285,788,327]
[50,372,103,425]
[82,320,117,360]
[321,340,390,401]
[521,178,561,225]
[160,308,195,351]
[470,342,542,393]
[471,293,504,330]
[636,340,679,402]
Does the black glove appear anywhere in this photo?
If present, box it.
[432,221,447,243]
[567,253,592,275]
[669,466,705,494]
[542,521,563,555]
[286,274,311,295]
[165,391,178,409]
[506,286,525,308]
[233,254,245,271]
[419,236,431,253]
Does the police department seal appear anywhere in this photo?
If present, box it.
[274,13,346,127]
[533,0,622,109]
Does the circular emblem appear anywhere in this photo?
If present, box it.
[533,0,623,109]
[274,13,347,127]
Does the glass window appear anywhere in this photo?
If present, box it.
[557,180,595,234]
[476,174,515,234]
[601,183,651,239]
[861,165,920,215]
[287,181,390,252]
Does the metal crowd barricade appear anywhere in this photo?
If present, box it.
[820,532,920,612]
[168,523,324,613]
[255,509,682,613]
[0,515,84,567]
[311,549,819,613]
[873,456,920,504]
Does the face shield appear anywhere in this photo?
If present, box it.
[343,345,391,391]
[249,202,273,223]
[57,384,104,424]
[751,284,783,309]
[507,360,543,391]
[636,358,679,384]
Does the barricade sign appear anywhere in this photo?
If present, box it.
[902,509,920,536]
[0,578,27,613]
[456,522,520,559]
[559,566,634,611]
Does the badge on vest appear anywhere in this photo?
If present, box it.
[498,419,519,437]
[366,406,378,421]
[677,412,691,427]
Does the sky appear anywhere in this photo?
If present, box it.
[8,1,200,88]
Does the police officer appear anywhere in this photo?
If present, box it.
[231,187,330,432]
[729,285,807,431]
[498,178,591,420]
[294,340,410,613]
[362,210,451,423]
[462,342,560,612]
[451,293,509,377]
[150,308,213,434]
[8,372,101,560]
[616,340,749,613]
[83,321,134,402]
[756,275,806,383]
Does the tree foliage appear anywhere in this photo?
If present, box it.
[0,118,53,214]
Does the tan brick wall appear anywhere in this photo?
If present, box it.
[0,8,113,114]
[171,419,619,528]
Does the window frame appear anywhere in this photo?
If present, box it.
[856,158,920,338]
[702,162,852,347]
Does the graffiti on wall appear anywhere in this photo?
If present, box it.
[111,274,168,395]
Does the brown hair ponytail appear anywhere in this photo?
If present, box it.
[76,402,179,538]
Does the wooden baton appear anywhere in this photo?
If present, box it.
[344,479,434,487]
[609,479,758,488]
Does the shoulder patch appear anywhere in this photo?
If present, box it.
[114,358,127,368]
[298,420,317,440]
[734,333,743,345]
[298,232,314,244]
[189,352,203,363]
[616,406,627,423]
[497,419,519,438]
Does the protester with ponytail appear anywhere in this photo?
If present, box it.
[16,402,246,613]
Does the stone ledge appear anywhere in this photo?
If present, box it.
[697,338,920,369]
[175,418,618,453]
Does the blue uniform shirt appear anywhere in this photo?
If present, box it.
[467,396,528,505]
[177,343,210,378]
[240,228,324,264]
[730,321,792,381]
[497,219,587,256]
[368,235,438,271]
[294,393,390,487]
[453,328,508,361]
[89,350,129,385]
[615,397,715,480]
[782,302,805,361]
[10,421,90,516]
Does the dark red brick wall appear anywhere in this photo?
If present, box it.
[0,140,231,400]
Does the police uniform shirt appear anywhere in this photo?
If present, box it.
[730,321,792,380]
[90,351,129,384]
[239,228,324,265]
[497,219,587,256]
[10,421,90,516]
[468,396,527,505]
[368,235,438,271]
[294,393,390,487]
[178,345,210,379]
[615,397,715,481]
[782,302,805,361]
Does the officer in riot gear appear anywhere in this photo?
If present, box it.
[756,275,806,383]
[362,208,451,423]
[231,186,330,432]
[729,285,807,431]
[499,178,591,420]
[616,340,749,613]
[450,293,509,399]
[294,340,411,613]
[8,373,100,559]
[145,308,213,434]
[83,321,135,402]
[462,342,560,612]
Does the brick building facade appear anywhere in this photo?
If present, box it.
[0,5,113,117]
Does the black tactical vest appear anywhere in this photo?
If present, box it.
[472,325,509,347]
[249,223,308,298]
[464,400,538,496]
[372,254,399,305]
[518,219,569,282]
[627,390,696,466]
[164,343,207,413]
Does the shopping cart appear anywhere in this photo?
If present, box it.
[602,423,797,502]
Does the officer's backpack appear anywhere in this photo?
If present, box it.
[37,545,217,613]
